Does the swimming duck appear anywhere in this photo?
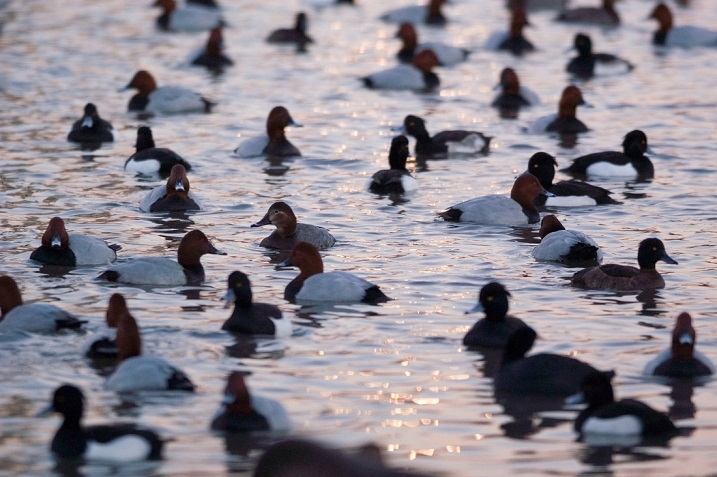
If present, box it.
[122,70,213,115]
[98,230,225,286]
[234,106,302,158]
[532,215,603,266]
[488,8,534,56]
[380,0,448,26]
[495,326,611,396]
[0,276,84,333]
[30,216,120,266]
[210,371,292,432]
[555,0,619,26]
[491,67,538,118]
[154,0,223,32]
[191,27,233,72]
[438,174,550,225]
[221,271,293,337]
[395,23,469,66]
[399,115,491,158]
[266,12,314,50]
[362,50,440,92]
[124,126,193,177]
[559,130,653,180]
[529,85,590,134]
[463,282,529,348]
[279,242,390,303]
[643,312,714,378]
[649,3,717,48]
[570,238,677,291]
[84,293,126,360]
[367,135,419,195]
[567,33,633,79]
[526,152,619,206]
[139,164,202,213]
[106,301,195,392]
[571,371,678,442]
[40,384,164,460]
[252,201,336,251]
[67,103,114,144]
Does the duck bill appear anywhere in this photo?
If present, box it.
[275,258,295,269]
[564,391,585,406]
[222,289,235,309]
[81,116,94,128]
[660,252,678,265]
[36,404,54,417]
[174,181,185,192]
[251,212,271,228]
[51,235,62,248]
[465,303,484,315]
[209,244,227,256]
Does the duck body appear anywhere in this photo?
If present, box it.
[191,27,233,71]
[107,355,195,392]
[560,130,653,180]
[643,313,714,378]
[235,106,301,158]
[650,3,717,48]
[42,385,163,461]
[571,238,677,291]
[252,201,335,251]
[380,0,447,26]
[532,215,603,266]
[267,12,313,48]
[555,0,619,26]
[400,115,491,158]
[123,70,213,115]
[139,164,202,213]
[567,33,633,79]
[67,103,114,144]
[155,0,222,32]
[362,63,439,92]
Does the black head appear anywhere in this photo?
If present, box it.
[573,33,592,55]
[388,135,410,171]
[637,238,677,270]
[49,385,85,420]
[479,282,511,322]
[503,326,537,362]
[527,152,558,189]
[579,370,614,407]
[135,126,155,150]
[226,271,253,306]
[402,115,430,139]
[622,130,649,157]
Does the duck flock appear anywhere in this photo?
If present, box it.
[2,0,717,475]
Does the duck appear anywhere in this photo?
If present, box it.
[39,384,164,460]
[643,312,714,378]
[106,301,195,392]
[559,130,653,180]
[399,115,492,158]
[491,67,538,118]
[649,3,717,48]
[251,201,336,251]
[234,106,302,158]
[438,174,550,225]
[380,0,448,26]
[367,135,419,195]
[463,282,530,348]
[191,27,233,72]
[571,371,678,442]
[526,152,619,206]
[528,85,590,134]
[279,242,390,304]
[487,8,534,56]
[124,127,192,177]
[570,238,677,291]
[139,164,202,213]
[121,70,213,115]
[154,0,223,32]
[30,217,120,267]
[0,276,85,333]
[567,33,633,79]
[555,0,619,26]
[266,12,313,49]
[67,103,114,144]
[532,215,603,266]
[210,371,291,432]
[221,271,293,337]
[97,229,225,286]
[84,293,125,360]
[495,326,612,396]
[361,50,440,92]
[395,23,469,66]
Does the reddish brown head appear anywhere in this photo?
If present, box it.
[412,49,439,73]
[672,312,696,359]
[42,217,70,249]
[177,229,225,268]
[166,164,191,196]
[539,215,566,239]
[0,275,23,317]
[266,106,299,140]
[557,85,586,118]
[286,241,324,278]
[510,174,546,210]
[224,372,253,415]
[124,70,158,96]
[499,68,520,95]
[649,3,673,30]
[115,308,142,362]
[106,293,128,328]
[396,23,418,49]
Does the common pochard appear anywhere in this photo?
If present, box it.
[362,50,440,92]
[191,27,233,72]
[211,372,292,432]
[486,8,534,56]
[154,0,223,32]
[122,70,213,115]
[438,174,550,225]
[643,312,714,378]
[30,217,120,266]
[380,0,448,26]
[395,23,469,66]
[98,230,225,286]
[234,106,302,158]
[139,164,202,213]
[491,67,539,119]
[279,242,390,303]
[556,0,619,26]
[528,85,591,134]
[84,293,126,360]
[649,3,717,48]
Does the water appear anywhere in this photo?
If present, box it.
[1,0,717,475]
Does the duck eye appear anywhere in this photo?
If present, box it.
[533,164,538,168]
[487,296,494,302]
[653,247,657,251]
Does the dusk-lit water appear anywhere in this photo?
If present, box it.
[2,1,717,476]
